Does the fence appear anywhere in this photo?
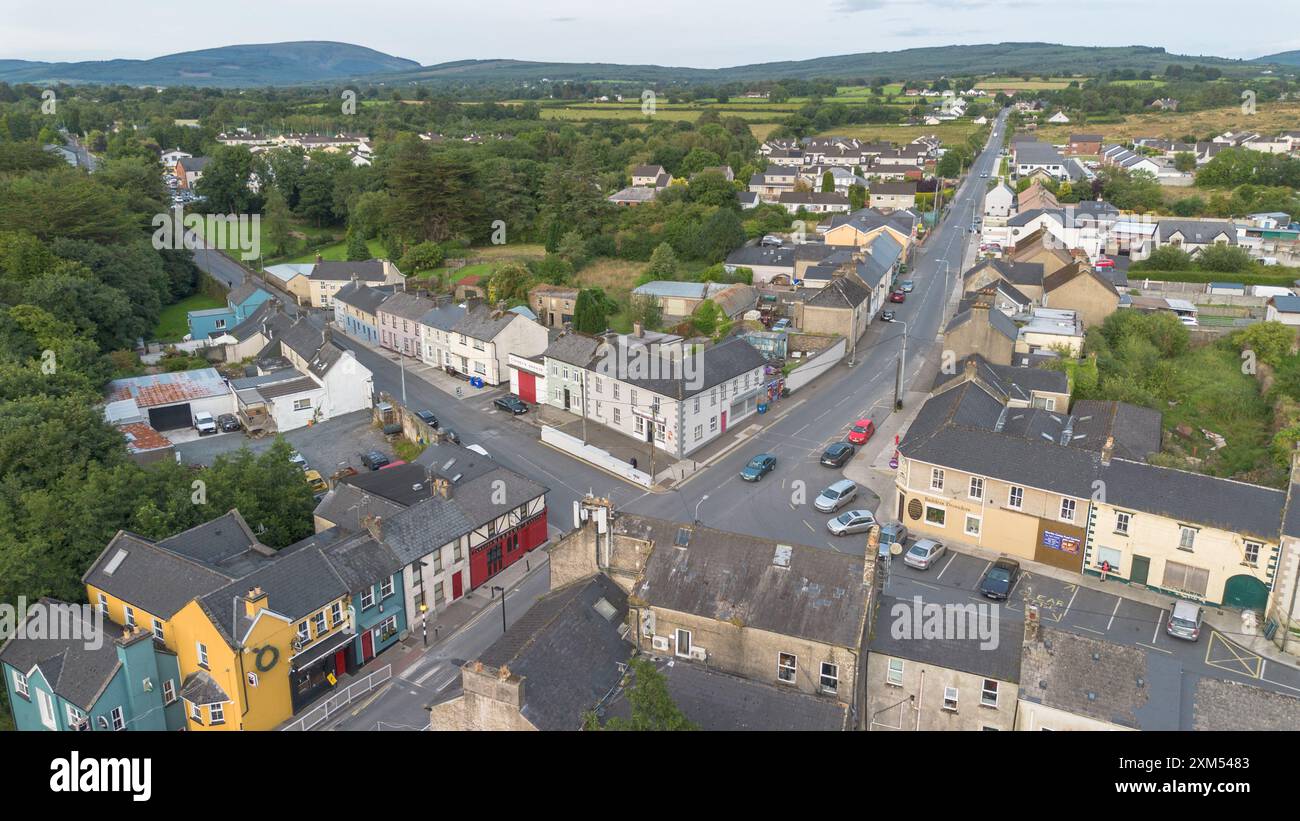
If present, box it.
[540,426,653,487]
[280,664,392,731]
[785,337,847,393]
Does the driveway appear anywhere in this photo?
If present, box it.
[175,410,392,475]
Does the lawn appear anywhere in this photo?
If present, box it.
[274,238,386,266]
[154,293,225,342]
[975,77,1081,92]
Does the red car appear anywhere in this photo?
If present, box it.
[889,290,906,303]
[1094,256,1115,269]
[847,418,875,445]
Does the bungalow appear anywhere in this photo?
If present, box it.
[869,181,918,211]
[186,281,275,342]
[631,164,672,188]
[1156,219,1238,256]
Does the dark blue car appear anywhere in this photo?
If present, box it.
[739,453,777,482]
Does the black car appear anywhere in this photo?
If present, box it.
[494,396,529,415]
[360,450,390,471]
[820,442,855,468]
[415,410,439,428]
[979,558,1021,600]
[217,413,241,432]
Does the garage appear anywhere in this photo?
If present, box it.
[517,370,536,403]
[148,403,194,431]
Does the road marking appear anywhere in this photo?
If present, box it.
[934,553,956,581]
[1061,584,1080,619]
[1073,625,1106,636]
[1106,597,1122,631]
[803,520,816,533]
[1152,611,1164,644]
[413,662,446,687]
[1137,642,1173,655]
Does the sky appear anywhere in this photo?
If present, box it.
[3,0,1299,67]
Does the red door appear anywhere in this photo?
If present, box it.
[452,571,463,601]
[333,649,346,678]
[720,410,727,433]
[361,630,374,663]
[517,371,536,403]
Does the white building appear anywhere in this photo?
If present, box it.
[441,302,549,386]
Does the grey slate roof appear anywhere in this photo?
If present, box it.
[179,670,230,706]
[1284,485,1300,539]
[870,594,1023,683]
[824,207,917,236]
[964,258,1045,288]
[333,281,396,315]
[542,332,602,367]
[419,301,467,332]
[805,275,870,309]
[227,281,269,307]
[83,532,239,619]
[944,303,1019,342]
[609,337,768,400]
[378,291,438,322]
[1014,141,1066,166]
[932,354,1069,404]
[312,484,407,534]
[725,245,795,269]
[453,303,520,342]
[1157,219,1237,244]
[200,545,349,640]
[478,575,631,731]
[625,514,868,648]
[1068,399,1162,461]
[321,533,403,594]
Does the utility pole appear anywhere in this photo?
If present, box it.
[491,585,506,633]
[580,368,588,444]
[398,350,407,405]
[893,320,908,410]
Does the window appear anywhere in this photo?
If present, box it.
[434,550,444,573]
[209,703,224,726]
[190,702,202,724]
[613,408,621,424]
[66,704,85,726]
[196,642,209,669]
[631,390,638,407]
[930,468,944,491]
[886,659,904,686]
[313,611,326,635]
[163,679,176,705]
[635,416,645,435]
[293,398,312,412]
[710,416,718,432]
[992,485,1019,514]
[965,514,982,537]
[1179,526,1197,552]
[1059,498,1076,522]
[969,477,983,500]
[1244,542,1261,568]
[152,619,164,642]
[330,601,343,627]
[110,706,125,731]
[11,670,28,699]
[942,687,959,711]
[296,622,310,644]
[360,588,375,609]
[434,581,446,606]
[925,505,946,527]
[1163,560,1210,597]
[1115,511,1130,535]
[693,397,700,413]
[981,679,999,708]
[1031,396,1056,411]
[98,593,109,620]
[694,425,703,440]
[820,662,839,694]
[124,606,135,628]
[380,578,394,599]
[613,384,620,401]
[777,652,797,683]
[675,629,692,658]
[454,544,463,562]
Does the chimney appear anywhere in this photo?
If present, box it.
[361,514,383,541]
[433,477,451,499]
[633,322,644,338]
[315,253,323,265]
[964,356,977,380]
[244,586,267,619]
[1101,435,1115,465]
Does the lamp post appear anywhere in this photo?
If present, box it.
[893,320,908,410]
[491,585,506,634]
[694,494,710,526]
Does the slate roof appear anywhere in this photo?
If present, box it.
[199,545,349,642]
[964,258,1045,288]
[179,670,230,706]
[1193,677,1300,731]
[378,291,438,322]
[226,299,286,343]
[944,302,1019,342]
[268,317,347,379]
[725,245,795,268]
[478,575,631,731]
[805,275,870,309]
[1015,141,1066,166]
[542,332,602,368]
[871,181,917,196]
[154,511,260,569]
[333,282,397,315]
[312,483,407,534]
[453,303,521,342]
[1157,219,1237,245]
[83,531,240,619]
[932,354,1069,402]
[870,594,1023,683]
[605,336,768,400]
[625,514,868,648]
[1043,261,1118,296]
[419,301,468,331]
[1270,295,1300,314]
[824,207,917,237]
[320,532,403,594]
[227,281,269,307]
[1068,400,1162,461]
[778,191,850,206]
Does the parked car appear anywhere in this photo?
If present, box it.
[193,411,217,436]
[771,318,792,332]
[900,280,915,293]
[889,290,906,303]
[819,442,855,468]
[881,309,896,322]
[360,450,390,471]
[877,521,909,558]
[814,479,859,513]
[1166,600,1205,641]
[1179,315,1198,326]
[1094,256,1115,269]
[217,413,241,433]
[846,418,875,445]
[739,453,777,482]
[979,558,1021,600]
[415,410,439,428]
[443,429,460,444]
[903,538,947,570]
[827,509,876,536]
[304,470,328,494]
[494,396,529,414]
[759,235,784,247]
[288,451,308,471]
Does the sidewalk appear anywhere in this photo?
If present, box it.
[336,323,504,402]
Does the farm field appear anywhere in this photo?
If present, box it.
[1032,101,1300,144]
[975,76,1081,91]
[815,120,981,145]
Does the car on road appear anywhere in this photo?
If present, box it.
[304,470,328,494]
[360,450,390,471]
[493,396,529,414]
[979,558,1021,600]
[217,413,241,433]
[980,172,988,178]
[903,538,946,570]
[827,508,876,536]
[881,309,896,322]
[193,411,217,436]
[415,410,439,428]
[1094,256,1115,269]
[899,280,915,293]
[288,451,308,471]
[814,479,858,513]
[846,418,875,445]
[889,290,906,303]
[739,453,777,482]
[877,521,909,558]
[1166,600,1205,641]
[819,442,855,468]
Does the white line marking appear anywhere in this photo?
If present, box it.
[1152,611,1164,644]
[1107,597,1122,632]
[1137,642,1173,655]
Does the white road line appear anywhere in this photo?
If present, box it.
[1152,611,1165,644]
[1261,675,1300,693]
[934,553,956,581]
[1074,625,1106,636]
[803,520,816,533]
[1062,585,1080,619]
[1107,597,1122,631]
[413,662,446,687]
[1137,642,1173,655]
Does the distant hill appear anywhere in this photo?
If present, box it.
[1254,50,1300,67]
[0,41,420,87]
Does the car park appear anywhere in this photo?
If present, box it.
[360,450,390,470]
[877,521,909,558]
[739,453,777,482]
[846,418,875,445]
[827,508,876,536]
[881,309,896,322]
[889,290,905,303]
[1166,600,1205,641]
[415,410,439,427]
[493,396,529,414]
[814,479,858,513]
[979,558,1021,600]
[193,411,217,436]
[819,442,854,468]
[903,538,946,570]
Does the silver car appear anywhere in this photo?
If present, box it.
[903,538,946,570]
[827,509,877,536]
[814,479,858,513]
[1166,600,1204,641]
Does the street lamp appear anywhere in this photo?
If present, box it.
[491,585,506,634]
[893,320,908,410]
[693,494,710,526]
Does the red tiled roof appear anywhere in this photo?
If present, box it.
[117,423,173,453]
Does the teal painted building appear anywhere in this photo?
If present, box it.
[315,529,409,669]
[187,282,275,341]
[349,562,407,667]
[0,599,184,731]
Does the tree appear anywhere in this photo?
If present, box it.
[1234,322,1295,368]
[848,184,867,211]
[557,229,588,269]
[398,241,445,276]
[821,170,835,193]
[687,171,735,208]
[694,207,747,263]
[532,254,573,286]
[691,299,723,337]
[1173,152,1196,173]
[263,187,293,258]
[1195,244,1254,274]
[572,288,613,333]
[645,242,679,281]
[626,294,663,331]
[591,658,697,731]
[1133,245,1193,272]
[194,146,264,215]
[345,225,370,261]
[488,262,532,302]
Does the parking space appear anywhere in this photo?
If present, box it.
[1004,572,1076,623]
[175,410,391,475]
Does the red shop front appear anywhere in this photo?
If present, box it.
[469,510,549,589]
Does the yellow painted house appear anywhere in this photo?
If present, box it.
[822,207,917,253]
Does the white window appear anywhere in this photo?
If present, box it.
[777,652,797,683]
[694,425,703,440]
[361,588,375,609]
[693,397,700,413]
[635,417,645,435]
[1115,511,1130,535]
[296,622,310,643]
[710,416,718,432]
[820,662,839,694]
[110,705,125,731]
[35,688,56,729]
[313,611,327,635]
[930,468,944,491]
[1008,486,1024,509]
[613,408,621,424]
[981,679,999,708]
[293,398,312,411]
[190,702,202,723]
[152,618,164,642]
[886,659,904,686]
[380,577,394,599]
[1179,526,1197,552]
[196,642,209,668]
[330,601,343,627]
[942,687,959,711]
[209,703,224,725]
[11,669,29,699]
[1060,498,1076,522]
[675,628,692,658]
[969,477,983,500]
[124,606,135,627]
[66,703,85,726]
[1244,542,1261,567]
[98,593,109,620]
[163,679,177,705]
[965,514,982,537]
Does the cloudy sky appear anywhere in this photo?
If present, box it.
[4,0,1298,66]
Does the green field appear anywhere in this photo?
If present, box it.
[274,237,387,265]
[154,293,224,342]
